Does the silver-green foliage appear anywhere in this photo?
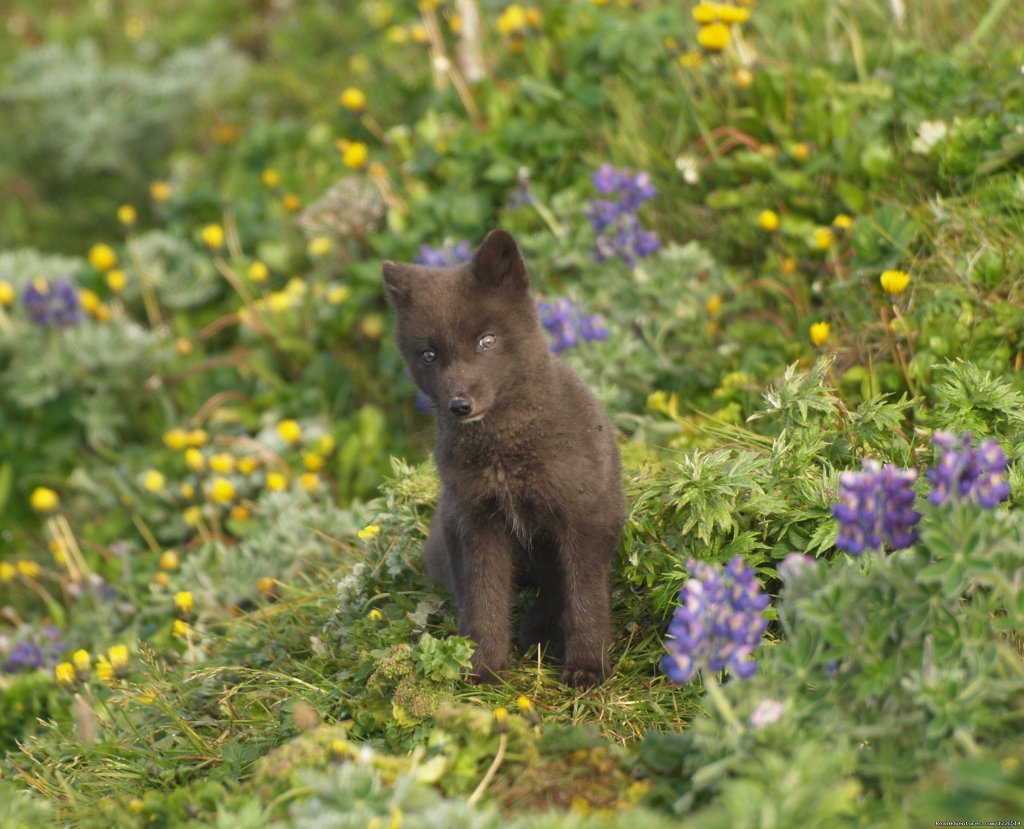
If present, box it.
[3,39,249,177]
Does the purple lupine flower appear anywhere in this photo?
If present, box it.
[592,163,624,195]
[832,460,920,555]
[1,625,64,674]
[662,555,769,684]
[21,277,82,326]
[927,432,1010,509]
[414,240,474,267]
[537,297,609,354]
[587,164,659,267]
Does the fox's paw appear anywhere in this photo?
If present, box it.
[561,666,606,690]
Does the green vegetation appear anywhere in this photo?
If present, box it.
[1,0,1022,826]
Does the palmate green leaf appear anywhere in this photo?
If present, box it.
[665,449,771,545]
[927,359,1024,437]
[750,360,839,433]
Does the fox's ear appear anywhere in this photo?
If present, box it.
[382,260,413,307]
[471,229,528,290]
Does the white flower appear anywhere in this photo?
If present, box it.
[910,120,947,155]
[674,154,701,185]
[749,698,785,729]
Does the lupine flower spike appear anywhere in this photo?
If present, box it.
[833,460,920,555]
[662,555,768,684]
[927,432,1010,509]
[588,164,660,267]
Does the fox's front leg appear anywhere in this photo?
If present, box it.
[450,514,515,683]
[557,525,615,689]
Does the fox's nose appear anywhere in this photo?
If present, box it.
[448,395,473,417]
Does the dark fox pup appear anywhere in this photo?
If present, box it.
[382,230,625,689]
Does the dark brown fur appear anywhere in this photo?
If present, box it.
[382,230,625,688]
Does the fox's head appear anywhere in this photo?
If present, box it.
[382,230,548,423]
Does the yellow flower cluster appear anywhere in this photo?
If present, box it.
[692,3,750,53]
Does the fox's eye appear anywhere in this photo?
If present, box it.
[478,334,496,350]
[419,349,436,364]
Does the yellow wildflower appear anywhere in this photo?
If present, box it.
[340,87,367,111]
[282,193,302,212]
[159,550,180,571]
[791,142,810,161]
[175,338,193,356]
[30,486,60,514]
[106,269,127,293]
[185,448,205,473]
[717,5,751,24]
[209,477,236,504]
[209,453,236,474]
[358,524,382,542]
[180,482,196,500]
[266,471,288,492]
[17,560,40,579]
[524,7,542,28]
[55,662,76,686]
[832,214,854,233]
[117,204,137,226]
[706,294,723,316]
[79,289,101,314]
[153,571,170,588]
[163,428,189,450]
[187,429,208,447]
[247,261,270,283]
[448,12,463,33]
[89,243,118,271]
[182,505,204,526]
[369,608,384,621]
[261,168,281,188]
[497,4,529,35]
[303,452,325,472]
[342,141,369,169]
[734,67,754,89]
[758,210,780,232]
[277,419,302,445]
[299,472,320,492]
[308,237,333,257]
[256,576,276,595]
[95,656,115,684]
[385,25,409,44]
[230,505,251,522]
[317,435,336,455]
[697,22,731,51]
[173,619,191,638]
[780,257,798,275]
[73,649,91,674]
[0,562,15,581]
[812,227,834,250]
[0,280,13,307]
[327,285,351,304]
[107,644,130,672]
[493,707,509,733]
[143,470,166,492]
[809,321,831,347]
[150,180,172,202]
[201,224,225,251]
[174,591,194,615]
[237,456,260,475]
[692,3,717,23]
[880,269,911,295]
